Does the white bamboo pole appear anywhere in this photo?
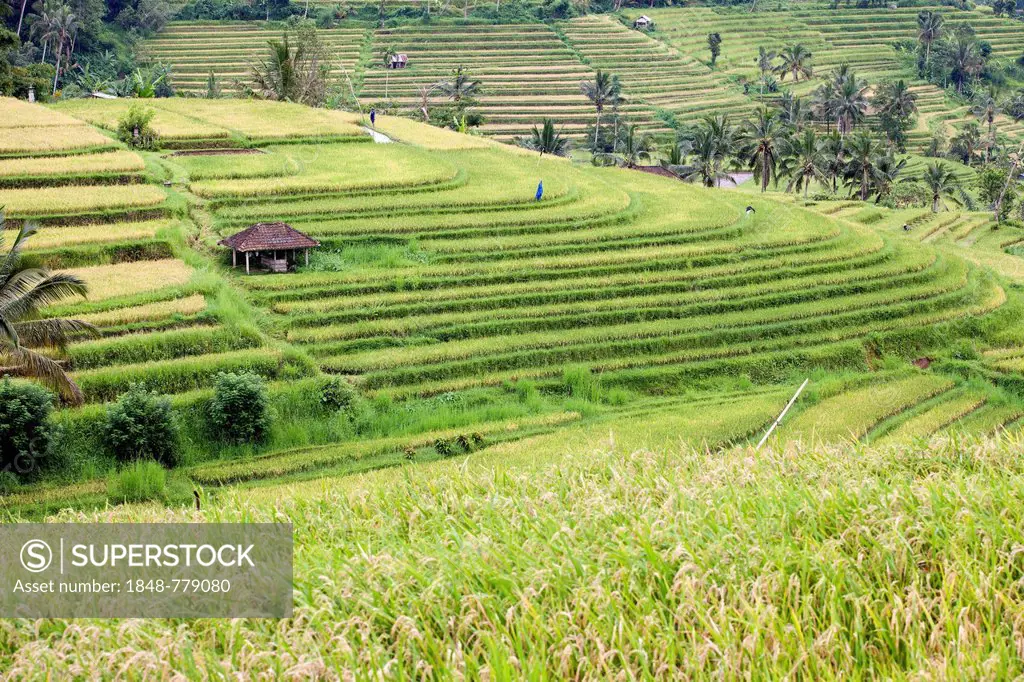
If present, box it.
[756,378,809,451]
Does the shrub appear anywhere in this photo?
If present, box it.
[317,375,361,413]
[207,372,271,445]
[456,434,473,452]
[403,446,416,461]
[0,471,19,494]
[104,385,180,467]
[471,433,485,448]
[107,460,167,504]
[117,104,158,150]
[0,379,54,481]
[434,437,453,457]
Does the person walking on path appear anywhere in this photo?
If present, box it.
[536,180,543,201]
[370,108,376,128]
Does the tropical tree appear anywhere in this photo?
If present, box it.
[613,124,654,168]
[704,114,738,187]
[707,32,722,67]
[676,125,735,188]
[47,3,77,95]
[944,32,984,95]
[249,28,329,106]
[778,92,807,131]
[832,74,869,137]
[739,107,789,193]
[775,44,813,83]
[843,131,886,201]
[519,119,570,157]
[381,44,397,99]
[922,161,963,212]
[949,122,982,166]
[872,153,907,203]
[436,65,480,103]
[917,10,944,73]
[755,46,776,101]
[0,220,96,405]
[780,128,828,197]
[872,80,917,149]
[580,70,619,152]
[972,87,1002,164]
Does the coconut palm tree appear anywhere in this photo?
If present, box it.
[832,75,869,137]
[775,44,813,83]
[780,128,828,197]
[778,92,807,131]
[381,44,397,99]
[48,3,78,95]
[872,153,907,203]
[739,107,789,193]
[677,125,735,188]
[755,46,776,101]
[972,87,1002,164]
[917,10,944,73]
[580,70,619,152]
[437,65,480,103]
[950,122,982,166]
[520,119,570,157]
[873,80,917,149]
[843,131,885,201]
[922,162,963,212]
[703,114,738,187]
[1,221,96,405]
[614,124,654,168]
[946,33,983,96]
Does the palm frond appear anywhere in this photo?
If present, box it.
[2,343,83,405]
[13,318,98,349]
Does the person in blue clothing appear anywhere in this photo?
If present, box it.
[535,180,543,201]
[370,108,376,128]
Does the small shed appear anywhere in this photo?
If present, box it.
[218,222,320,274]
[388,53,409,69]
[634,15,653,30]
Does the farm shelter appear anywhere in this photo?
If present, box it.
[634,15,653,30]
[218,222,320,274]
[388,53,409,69]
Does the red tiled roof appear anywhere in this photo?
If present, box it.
[218,222,320,252]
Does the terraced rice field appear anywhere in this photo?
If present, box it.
[141,22,365,95]
[185,126,1005,402]
[559,15,748,126]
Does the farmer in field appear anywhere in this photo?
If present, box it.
[536,180,543,201]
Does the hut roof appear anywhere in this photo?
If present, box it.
[218,222,320,252]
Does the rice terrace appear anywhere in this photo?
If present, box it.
[6,0,1024,676]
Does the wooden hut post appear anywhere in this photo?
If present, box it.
[245,251,250,275]
[305,248,309,266]
[232,249,237,268]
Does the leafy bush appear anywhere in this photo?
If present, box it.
[107,460,167,504]
[0,379,54,481]
[434,437,453,457]
[117,104,158,150]
[0,471,20,494]
[207,372,271,445]
[317,376,362,413]
[881,181,930,209]
[104,386,180,467]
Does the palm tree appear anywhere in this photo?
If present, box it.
[755,46,776,101]
[415,84,436,120]
[251,34,299,102]
[780,128,828,197]
[972,87,1002,163]
[520,119,570,157]
[703,114,738,187]
[580,70,618,152]
[843,131,885,201]
[832,75,869,137]
[922,162,963,212]
[917,10,944,73]
[381,44,397,100]
[48,3,78,95]
[778,92,806,131]
[950,122,982,166]
[872,80,917,148]
[820,131,846,193]
[677,126,735,188]
[946,33,983,95]
[872,153,907,203]
[775,44,813,83]
[436,65,480,103]
[614,125,654,168]
[1,221,96,405]
[739,107,789,192]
